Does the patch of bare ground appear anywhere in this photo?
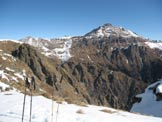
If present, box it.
[76,109,85,114]
[100,109,118,114]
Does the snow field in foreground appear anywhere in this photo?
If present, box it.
[0,90,162,122]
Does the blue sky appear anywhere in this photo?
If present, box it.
[0,0,161,40]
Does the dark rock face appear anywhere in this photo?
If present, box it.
[156,93,162,101]
[12,44,59,84]
[148,82,162,101]
[66,36,162,110]
[11,36,162,111]
[131,96,142,104]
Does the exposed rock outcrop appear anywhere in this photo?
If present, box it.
[1,24,162,111]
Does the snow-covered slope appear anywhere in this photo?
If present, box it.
[19,36,46,47]
[53,39,72,61]
[0,50,17,62]
[0,88,162,122]
[0,82,10,91]
[20,36,72,61]
[0,39,23,44]
[145,41,162,50]
[85,23,139,38]
[0,50,26,84]
[131,80,162,117]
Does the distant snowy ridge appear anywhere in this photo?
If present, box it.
[2,23,162,61]
[0,36,73,61]
[131,80,162,117]
[19,36,50,48]
[19,36,73,61]
[0,39,23,44]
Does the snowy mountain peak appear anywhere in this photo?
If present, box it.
[19,36,38,45]
[101,23,113,28]
[20,36,35,41]
[85,23,139,38]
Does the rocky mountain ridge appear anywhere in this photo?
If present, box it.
[1,23,162,112]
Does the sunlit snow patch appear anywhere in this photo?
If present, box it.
[145,41,162,50]
[131,80,162,117]
[54,39,72,61]
[0,82,10,91]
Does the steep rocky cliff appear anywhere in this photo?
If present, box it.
[1,24,162,111]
